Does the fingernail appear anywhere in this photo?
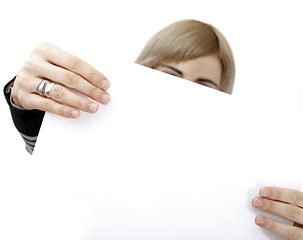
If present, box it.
[99,79,109,90]
[88,103,98,113]
[99,94,110,104]
[256,215,266,226]
[253,198,264,208]
[71,110,80,118]
[260,188,271,198]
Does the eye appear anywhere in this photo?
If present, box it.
[194,81,216,89]
[194,79,218,89]
[165,72,178,77]
[157,69,178,77]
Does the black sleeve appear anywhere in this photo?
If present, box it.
[4,77,45,154]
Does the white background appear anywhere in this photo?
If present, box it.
[0,0,303,239]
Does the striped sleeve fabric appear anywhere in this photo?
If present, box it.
[4,77,45,154]
[20,133,38,154]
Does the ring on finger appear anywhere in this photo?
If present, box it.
[36,79,56,98]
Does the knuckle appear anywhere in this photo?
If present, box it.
[60,106,70,117]
[34,42,49,54]
[288,205,302,222]
[88,71,98,82]
[288,227,302,240]
[52,85,65,99]
[17,74,32,91]
[34,42,44,52]
[271,188,280,200]
[33,42,58,59]
[23,50,44,73]
[263,200,272,211]
[292,191,303,206]
[40,101,50,112]
[16,71,27,84]
[77,98,89,109]
[23,58,33,70]
[89,87,101,99]
[64,71,78,87]
[66,55,81,70]
[263,217,274,231]
[23,58,39,74]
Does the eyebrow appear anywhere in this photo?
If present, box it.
[161,64,218,88]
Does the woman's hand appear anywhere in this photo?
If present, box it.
[11,42,110,118]
[252,187,303,239]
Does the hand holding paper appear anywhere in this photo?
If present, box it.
[252,187,303,239]
[11,42,110,118]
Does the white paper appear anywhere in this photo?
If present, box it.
[7,63,299,240]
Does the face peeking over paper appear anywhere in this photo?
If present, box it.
[136,19,235,94]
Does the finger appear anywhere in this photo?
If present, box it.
[255,214,303,240]
[33,63,110,105]
[50,84,99,114]
[35,43,110,89]
[259,187,303,208]
[22,77,103,114]
[21,93,80,118]
[252,197,303,225]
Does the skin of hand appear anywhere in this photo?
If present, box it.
[252,187,303,240]
[11,42,110,118]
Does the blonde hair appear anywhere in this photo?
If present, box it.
[135,20,235,94]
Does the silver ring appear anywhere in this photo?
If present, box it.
[44,82,56,98]
[36,79,46,96]
[36,79,56,98]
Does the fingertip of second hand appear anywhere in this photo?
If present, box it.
[99,79,110,90]
[255,215,267,227]
[100,93,111,105]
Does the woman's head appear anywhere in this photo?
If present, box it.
[135,19,235,94]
